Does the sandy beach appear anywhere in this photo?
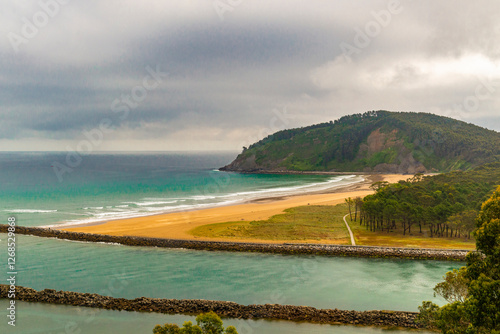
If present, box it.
[64,174,408,242]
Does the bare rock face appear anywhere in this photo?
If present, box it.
[372,153,427,174]
[359,128,398,155]
[397,153,427,174]
[220,154,259,172]
[219,153,291,173]
[358,129,428,174]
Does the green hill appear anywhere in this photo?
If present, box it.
[220,111,500,173]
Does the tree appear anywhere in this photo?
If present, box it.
[418,186,500,333]
[178,321,203,334]
[447,210,477,239]
[195,311,225,334]
[464,185,500,332]
[345,197,353,220]
[354,197,363,222]
[370,181,389,191]
[409,173,425,183]
[433,267,469,303]
[153,324,182,334]
[153,312,238,334]
[224,327,238,334]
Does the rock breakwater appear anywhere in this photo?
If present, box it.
[0,285,424,329]
[0,224,469,260]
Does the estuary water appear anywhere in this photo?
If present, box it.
[0,152,460,333]
[0,300,435,334]
[0,234,459,311]
[0,234,456,333]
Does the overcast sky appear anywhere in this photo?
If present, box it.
[1,0,499,152]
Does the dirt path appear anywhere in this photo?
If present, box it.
[343,213,356,246]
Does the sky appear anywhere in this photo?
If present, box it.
[1,0,499,152]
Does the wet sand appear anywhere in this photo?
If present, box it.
[64,174,408,242]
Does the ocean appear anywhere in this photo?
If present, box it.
[0,152,362,228]
[0,152,458,333]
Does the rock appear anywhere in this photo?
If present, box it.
[0,224,470,261]
[0,284,426,329]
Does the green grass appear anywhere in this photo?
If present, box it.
[366,147,398,167]
[190,205,351,243]
[190,203,477,249]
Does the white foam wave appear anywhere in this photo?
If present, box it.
[53,239,122,246]
[126,200,178,207]
[195,174,361,202]
[6,209,58,213]
[190,195,217,200]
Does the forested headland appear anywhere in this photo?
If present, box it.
[221,111,500,173]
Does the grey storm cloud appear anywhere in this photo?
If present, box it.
[0,0,499,151]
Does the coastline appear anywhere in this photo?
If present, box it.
[61,174,407,242]
[44,173,367,230]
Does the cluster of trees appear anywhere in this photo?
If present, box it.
[153,312,238,334]
[348,163,500,239]
[417,186,500,333]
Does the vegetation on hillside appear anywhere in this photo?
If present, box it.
[153,312,238,334]
[221,111,500,173]
[355,163,500,240]
[417,186,500,333]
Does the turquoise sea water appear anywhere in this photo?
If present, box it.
[0,152,360,228]
[0,152,461,333]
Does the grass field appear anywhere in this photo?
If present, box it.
[189,205,351,244]
[190,203,477,249]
